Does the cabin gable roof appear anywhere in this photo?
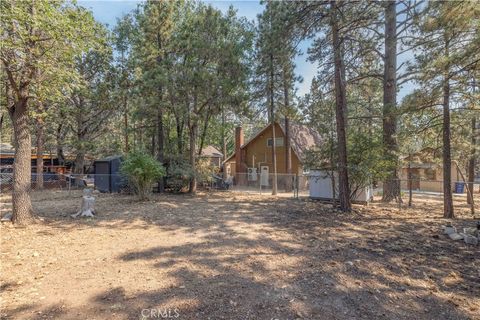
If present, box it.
[224,122,322,164]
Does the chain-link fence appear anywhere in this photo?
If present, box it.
[380,178,480,212]
[0,172,310,197]
[399,178,480,194]
[1,171,479,204]
[0,173,131,194]
[302,175,480,215]
[228,173,309,197]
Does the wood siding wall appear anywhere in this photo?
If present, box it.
[225,123,302,177]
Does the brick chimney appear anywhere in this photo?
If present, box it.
[235,126,244,174]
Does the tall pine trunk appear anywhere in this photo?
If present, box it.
[442,37,454,218]
[467,116,476,205]
[283,70,292,177]
[35,118,44,190]
[124,109,129,153]
[9,98,34,224]
[271,119,278,195]
[56,122,65,166]
[74,121,85,176]
[175,114,184,155]
[155,34,165,192]
[285,117,292,192]
[331,0,351,212]
[151,124,156,157]
[269,52,278,195]
[74,151,85,175]
[283,65,293,192]
[188,91,198,194]
[221,108,227,179]
[197,110,212,157]
[285,117,292,174]
[74,96,85,175]
[382,1,400,202]
[157,106,165,192]
[188,122,197,193]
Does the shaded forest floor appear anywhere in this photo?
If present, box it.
[1,190,479,320]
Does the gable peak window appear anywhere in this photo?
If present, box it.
[267,137,284,147]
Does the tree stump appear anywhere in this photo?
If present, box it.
[72,189,96,218]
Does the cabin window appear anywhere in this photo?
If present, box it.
[267,137,284,147]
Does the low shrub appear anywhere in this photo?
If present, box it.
[120,152,165,200]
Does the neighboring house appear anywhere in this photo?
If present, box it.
[199,145,223,168]
[0,142,67,173]
[223,120,322,183]
[0,143,71,190]
[398,151,467,193]
[0,143,15,166]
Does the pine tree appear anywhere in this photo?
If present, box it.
[409,1,479,218]
[254,1,299,195]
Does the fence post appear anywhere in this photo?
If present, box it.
[408,159,412,207]
[259,173,261,194]
[294,174,299,199]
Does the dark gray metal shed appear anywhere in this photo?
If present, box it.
[94,155,125,192]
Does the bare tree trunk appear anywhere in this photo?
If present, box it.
[329,102,336,207]
[188,90,198,194]
[331,0,351,212]
[221,108,227,179]
[1,79,7,133]
[442,42,454,218]
[269,52,277,196]
[331,171,336,207]
[197,110,212,157]
[151,124,156,157]
[271,120,278,195]
[175,113,184,155]
[9,98,34,224]
[124,109,129,153]
[157,106,165,192]
[285,117,292,192]
[74,96,86,176]
[188,122,197,193]
[453,161,474,216]
[56,122,65,166]
[221,109,227,158]
[382,1,400,202]
[285,118,292,173]
[74,151,85,175]
[35,117,44,190]
[157,107,164,160]
[154,33,165,192]
[408,155,413,207]
[120,46,130,154]
[467,116,476,205]
[284,75,292,176]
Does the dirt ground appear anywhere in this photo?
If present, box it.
[1,190,479,320]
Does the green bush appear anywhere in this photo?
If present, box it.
[347,132,393,198]
[120,152,165,200]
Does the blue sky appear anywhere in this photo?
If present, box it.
[77,0,316,97]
